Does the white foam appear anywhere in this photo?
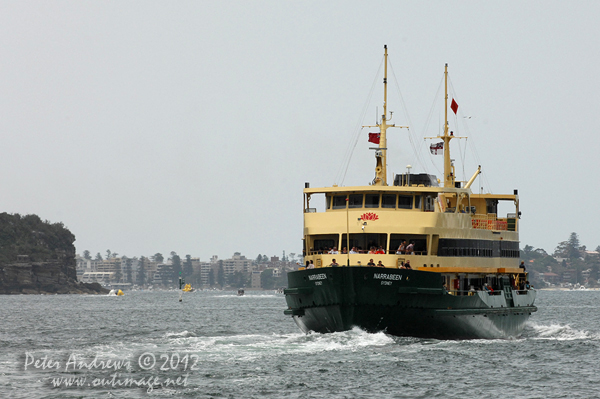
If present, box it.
[528,322,599,341]
[164,330,197,339]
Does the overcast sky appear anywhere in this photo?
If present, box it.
[0,1,598,260]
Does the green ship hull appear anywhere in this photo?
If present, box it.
[284,267,537,339]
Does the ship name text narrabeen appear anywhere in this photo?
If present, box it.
[308,273,327,281]
[373,273,402,280]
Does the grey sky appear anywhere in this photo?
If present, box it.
[1,1,598,260]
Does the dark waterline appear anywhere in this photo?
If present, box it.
[1,290,598,398]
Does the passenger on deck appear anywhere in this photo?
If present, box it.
[525,280,532,289]
[468,286,476,296]
[376,246,385,254]
[307,260,315,269]
[397,241,407,254]
[484,283,494,292]
[377,261,385,268]
[519,261,526,272]
[404,260,412,270]
[329,247,339,254]
[406,242,415,255]
[341,247,348,254]
[368,247,377,254]
[349,247,359,254]
[367,259,376,267]
[330,259,339,267]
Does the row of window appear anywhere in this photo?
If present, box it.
[438,239,520,258]
[327,194,435,211]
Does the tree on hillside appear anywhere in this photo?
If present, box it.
[124,256,132,283]
[170,251,182,282]
[208,269,215,287]
[261,269,275,290]
[183,255,193,277]
[138,256,147,286]
[217,262,225,287]
[106,249,112,260]
[95,252,103,261]
[153,253,164,263]
[554,232,583,260]
[83,250,91,260]
[114,262,122,283]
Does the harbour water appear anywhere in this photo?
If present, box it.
[1,289,598,398]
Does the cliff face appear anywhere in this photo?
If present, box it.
[0,213,108,295]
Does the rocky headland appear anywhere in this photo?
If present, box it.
[0,213,108,294]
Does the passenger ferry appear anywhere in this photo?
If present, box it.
[284,46,537,339]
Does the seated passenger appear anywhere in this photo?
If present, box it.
[329,247,339,254]
[306,260,315,269]
[330,259,339,267]
[368,246,377,254]
[376,246,385,254]
[367,259,376,267]
[377,261,385,268]
[349,247,359,254]
[404,260,412,270]
[341,247,348,254]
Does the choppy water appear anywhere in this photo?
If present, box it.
[1,289,599,398]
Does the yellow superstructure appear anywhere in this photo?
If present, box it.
[301,46,524,291]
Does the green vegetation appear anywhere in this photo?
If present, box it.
[522,232,600,288]
[0,213,75,264]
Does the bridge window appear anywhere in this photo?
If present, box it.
[414,195,422,210]
[349,194,363,208]
[382,194,396,208]
[398,195,412,209]
[332,195,347,209]
[424,195,435,212]
[365,194,380,208]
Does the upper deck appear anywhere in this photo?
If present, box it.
[302,177,520,266]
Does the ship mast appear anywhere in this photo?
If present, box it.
[364,45,405,186]
[442,63,456,188]
[373,45,390,186]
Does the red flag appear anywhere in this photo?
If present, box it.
[451,98,458,114]
[368,133,380,144]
